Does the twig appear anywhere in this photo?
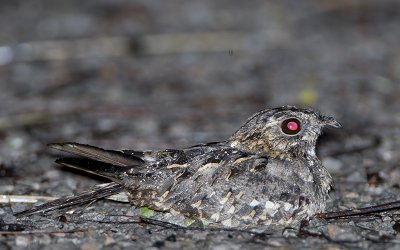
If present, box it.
[0,229,85,235]
[0,195,57,203]
[317,200,400,219]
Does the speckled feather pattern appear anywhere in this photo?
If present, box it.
[18,106,340,230]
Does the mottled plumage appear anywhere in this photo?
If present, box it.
[18,106,340,230]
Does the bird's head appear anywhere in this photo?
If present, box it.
[228,106,341,158]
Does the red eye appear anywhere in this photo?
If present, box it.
[281,118,301,135]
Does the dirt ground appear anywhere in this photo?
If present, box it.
[0,1,400,249]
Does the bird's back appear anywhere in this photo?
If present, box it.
[116,142,323,228]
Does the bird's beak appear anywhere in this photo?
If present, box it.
[320,115,341,128]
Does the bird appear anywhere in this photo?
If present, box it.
[17,106,340,230]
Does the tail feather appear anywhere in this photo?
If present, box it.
[55,157,130,181]
[16,143,142,217]
[48,143,144,167]
[48,142,145,180]
[15,183,125,216]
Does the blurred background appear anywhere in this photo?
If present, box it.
[0,0,400,248]
[1,0,399,151]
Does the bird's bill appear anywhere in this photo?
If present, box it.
[320,116,341,128]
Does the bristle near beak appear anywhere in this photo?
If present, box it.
[320,116,341,128]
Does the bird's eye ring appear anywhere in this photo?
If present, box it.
[281,118,301,135]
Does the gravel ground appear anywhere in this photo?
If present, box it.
[0,1,400,249]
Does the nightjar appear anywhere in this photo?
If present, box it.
[18,106,340,230]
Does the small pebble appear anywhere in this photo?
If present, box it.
[327,224,361,242]
[104,235,115,246]
[10,137,24,149]
[267,239,283,247]
[346,171,364,182]
[38,235,51,245]
[81,241,99,250]
[15,236,30,247]
[45,170,61,179]
[11,203,26,214]
[2,213,16,224]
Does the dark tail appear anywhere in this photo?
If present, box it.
[15,183,124,216]
[48,142,144,166]
[48,142,144,180]
[16,143,143,217]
